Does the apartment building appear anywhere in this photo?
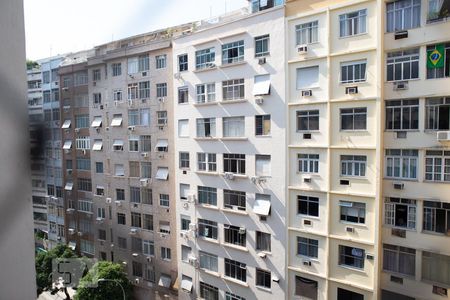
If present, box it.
[59,51,95,256]
[40,55,66,249]
[380,0,450,299]
[28,65,48,237]
[173,2,287,299]
[87,25,192,299]
[285,0,383,299]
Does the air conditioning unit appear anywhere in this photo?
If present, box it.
[127,126,135,131]
[188,223,197,232]
[394,30,408,40]
[297,44,308,54]
[133,203,139,209]
[157,153,164,159]
[62,87,68,91]
[255,97,264,105]
[302,260,311,266]
[114,100,119,107]
[66,208,75,213]
[67,169,73,175]
[224,172,235,180]
[303,176,311,183]
[437,131,450,143]
[82,149,87,155]
[345,86,358,94]
[346,226,355,233]
[132,253,139,257]
[146,256,152,262]
[251,176,259,184]
[257,252,267,259]
[187,194,196,203]
[74,128,80,133]
[188,256,198,267]
[96,217,104,222]
[302,90,312,97]
[141,152,148,158]
[130,228,138,234]
[394,81,408,91]
[174,72,181,79]
[206,62,216,68]
[238,227,246,235]
[393,182,404,190]
[258,57,266,65]
[105,126,110,131]
[182,201,189,208]
[158,97,166,103]
[105,197,112,204]
[77,231,83,236]
[114,200,122,206]
[68,228,75,235]
[180,231,188,238]
[140,178,150,187]
[142,71,147,77]
[159,232,168,238]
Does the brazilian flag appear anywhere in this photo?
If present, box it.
[427,44,445,68]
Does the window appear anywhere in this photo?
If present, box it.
[223,116,245,137]
[340,201,366,224]
[428,0,450,22]
[296,110,319,131]
[256,231,271,252]
[77,178,92,192]
[256,269,271,289]
[199,251,218,272]
[43,91,51,103]
[76,137,90,150]
[296,66,319,89]
[341,60,367,83]
[142,188,152,205]
[196,83,216,103]
[222,79,245,101]
[223,153,246,174]
[112,139,124,152]
[385,99,419,130]
[78,200,93,213]
[128,109,149,126]
[130,187,140,203]
[197,153,217,172]
[112,63,121,76]
[155,139,168,152]
[384,198,416,229]
[181,245,191,262]
[76,158,90,170]
[75,115,89,129]
[296,21,318,45]
[143,214,153,231]
[198,218,218,239]
[224,258,246,282]
[178,152,189,169]
[140,162,151,178]
[427,43,450,79]
[196,118,216,137]
[116,189,125,201]
[341,107,367,130]
[425,97,450,130]
[337,288,364,300]
[117,213,126,225]
[423,201,450,234]
[132,261,143,277]
[159,194,169,207]
[97,207,106,219]
[298,195,319,217]
[298,154,319,173]
[256,155,271,177]
[161,247,171,260]
[225,292,245,300]
[386,0,421,32]
[196,47,215,70]
[224,189,246,211]
[425,150,450,181]
[178,120,189,137]
[339,9,367,37]
[156,55,167,69]
[132,237,143,253]
[138,55,149,72]
[129,137,139,153]
[43,71,50,84]
[224,225,246,247]
[178,54,188,72]
[297,237,318,258]
[159,221,170,234]
[341,155,367,177]
[96,162,103,173]
[52,108,60,121]
[156,83,167,98]
[127,83,138,100]
[139,81,150,99]
[222,40,244,64]
[128,57,138,74]
[339,245,365,269]
[383,244,416,276]
[385,149,417,179]
[198,186,217,206]
[255,115,271,136]
[295,276,318,300]
[178,86,188,104]
[113,90,122,101]
[140,135,151,152]
[200,282,219,300]
[387,49,419,81]
[422,251,450,286]
[255,34,270,57]
[181,216,190,231]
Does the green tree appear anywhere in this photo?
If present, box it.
[75,261,133,300]
[26,59,38,70]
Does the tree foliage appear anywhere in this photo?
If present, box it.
[26,59,38,70]
[75,261,133,300]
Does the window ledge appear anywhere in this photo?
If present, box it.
[339,176,368,181]
[339,221,368,229]
[221,208,248,216]
[338,265,366,273]
[194,137,219,141]
[193,66,218,73]
[219,60,247,69]
[219,137,248,141]
[198,237,220,245]
[221,276,249,287]
[195,171,220,176]
[383,225,416,232]
[193,101,218,107]
[198,204,219,211]
[220,99,248,105]
[255,286,272,293]
[222,243,249,252]
[222,173,248,179]
[200,269,221,278]
[383,177,418,182]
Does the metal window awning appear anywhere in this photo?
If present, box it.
[111,116,123,127]
[64,182,73,191]
[158,275,171,288]
[92,140,103,151]
[155,139,168,151]
[253,198,271,216]
[159,224,170,232]
[113,139,124,147]
[253,74,271,96]
[63,140,72,150]
[91,116,102,128]
[155,167,169,180]
[68,242,76,250]
[339,201,353,207]
[181,278,193,293]
[61,119,71,129]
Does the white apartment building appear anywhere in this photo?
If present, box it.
[285,0,383,299]
[173,2,287,300]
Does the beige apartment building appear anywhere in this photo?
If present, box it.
[86,25,192,299]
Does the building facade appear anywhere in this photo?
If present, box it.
[173,2,287,299]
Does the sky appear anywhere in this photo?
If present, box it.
[24,0,248,60]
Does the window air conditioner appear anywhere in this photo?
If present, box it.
[258,57,266,65]
[255,97,264,105]
[345,86,358,94]
[346,226,355,233]
[302,90,312,97]
[437,131,450,142]
[127,126,135,131]
[393,81,408,91]
[394,30,408,40]
[302,260,311,266]
[224,172,235,180]
[105,197,112,204]
[238,227,246,234]
[297,44,308,54]
[393,182,404,190]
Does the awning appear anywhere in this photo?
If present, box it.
[155,167,169,180]
[64,182,73,191]
[61,119,71,129]
[63,140,72,150]
[91,116,102,128]
[155,139,168,151]
[181,278,193,293]
[253,198,271,216]
[339,201,353,207]
[68,242,76,250]
[92,140,103,151]
[159,224,170,232]
[111,115,123,127]
[253,74,271,96]
[158,275,171,288]
[113,139,124,147]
